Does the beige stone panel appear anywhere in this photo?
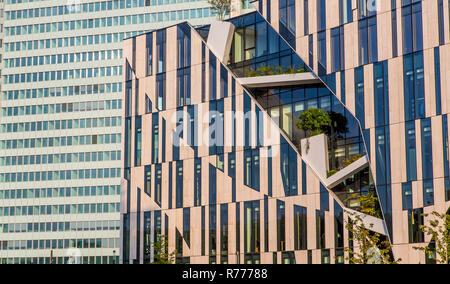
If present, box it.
[159,163,168,210]
[235,83,244,98]
[228,203,237,256]
[123,37,134,73]
[191,33,203,69]
[217,169,233,205]
[270,145,284,199]
[422,0,439,50]
[415,119,423,182]
[166,26,177,74]
[335,72,342,101]
[284,198,294,251]
[440,45,450,115]
[223,98,233,154]
[270,0,279,30]
[444,0,450,44]
[431,178,447,212]
[306,194,318,250]
[180,143,195,163]
[234,94,245,153]
[395,8,404,57]
[267,198,277,252]
[325,29,331,74]
[311,249,321,264]
[344,58,356,115]
[344,22,358,70]
[390,123,407,183]
[364,64,375,129]
[377,0,391,13]
[260,252,273,264]
[180,109,195,161]
[141,114,152,167]
[296,0,304,38]
[196,103,209,159]
[424,48,436,117]
[182,158,194,208]
[135,34,147,79]
[308,166,320,195]
[406,243,425,264]
[138,76,152,116]
[325,211,334,250]
[369,128,376,177]
[312,33,318,74]
[161,109,173,162]
[294,250,307,264]
[165,70,177,111]
[132,79,140,118]
[432,116,444,179]
[391,244,409,263]
[250,99,256,147]
[204,50,211,102]
[190,256,207,264]
[388,57,404,125]
[377,11,393,62]
[167,209,176,254]
[190,203,202,255]
[131,167,144,212]
[127,114,136,167]
[412,180,423,209]
[390,182,403,243]
[296,36,310,67]
[309,0,317,34]
[190,63,203,106]
[259,149,269,196]
[146,75,157,113]
[394,208,409,246]
[326,0,339,29]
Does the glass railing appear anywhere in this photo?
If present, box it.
[226,12,309,78]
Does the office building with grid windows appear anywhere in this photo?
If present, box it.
[0,0,253,264]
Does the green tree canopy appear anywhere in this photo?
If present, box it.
[296,107,331,137]
[208,0,231,20]
[151,235,176,264]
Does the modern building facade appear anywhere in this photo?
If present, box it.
[121,9,387,264]
[0,0,242,264]
[253,0,450,263]
[122,0,450,264]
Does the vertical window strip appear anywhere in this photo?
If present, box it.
[434,47,442,115]
[355,67,365,129]
[442,115,450,201]
[405,121,417,181]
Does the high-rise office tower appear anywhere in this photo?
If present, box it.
[122,0,449,264]
[0,0,254,264]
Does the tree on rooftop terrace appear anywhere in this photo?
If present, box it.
[296,107,331,138]
[208,0,232,20]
